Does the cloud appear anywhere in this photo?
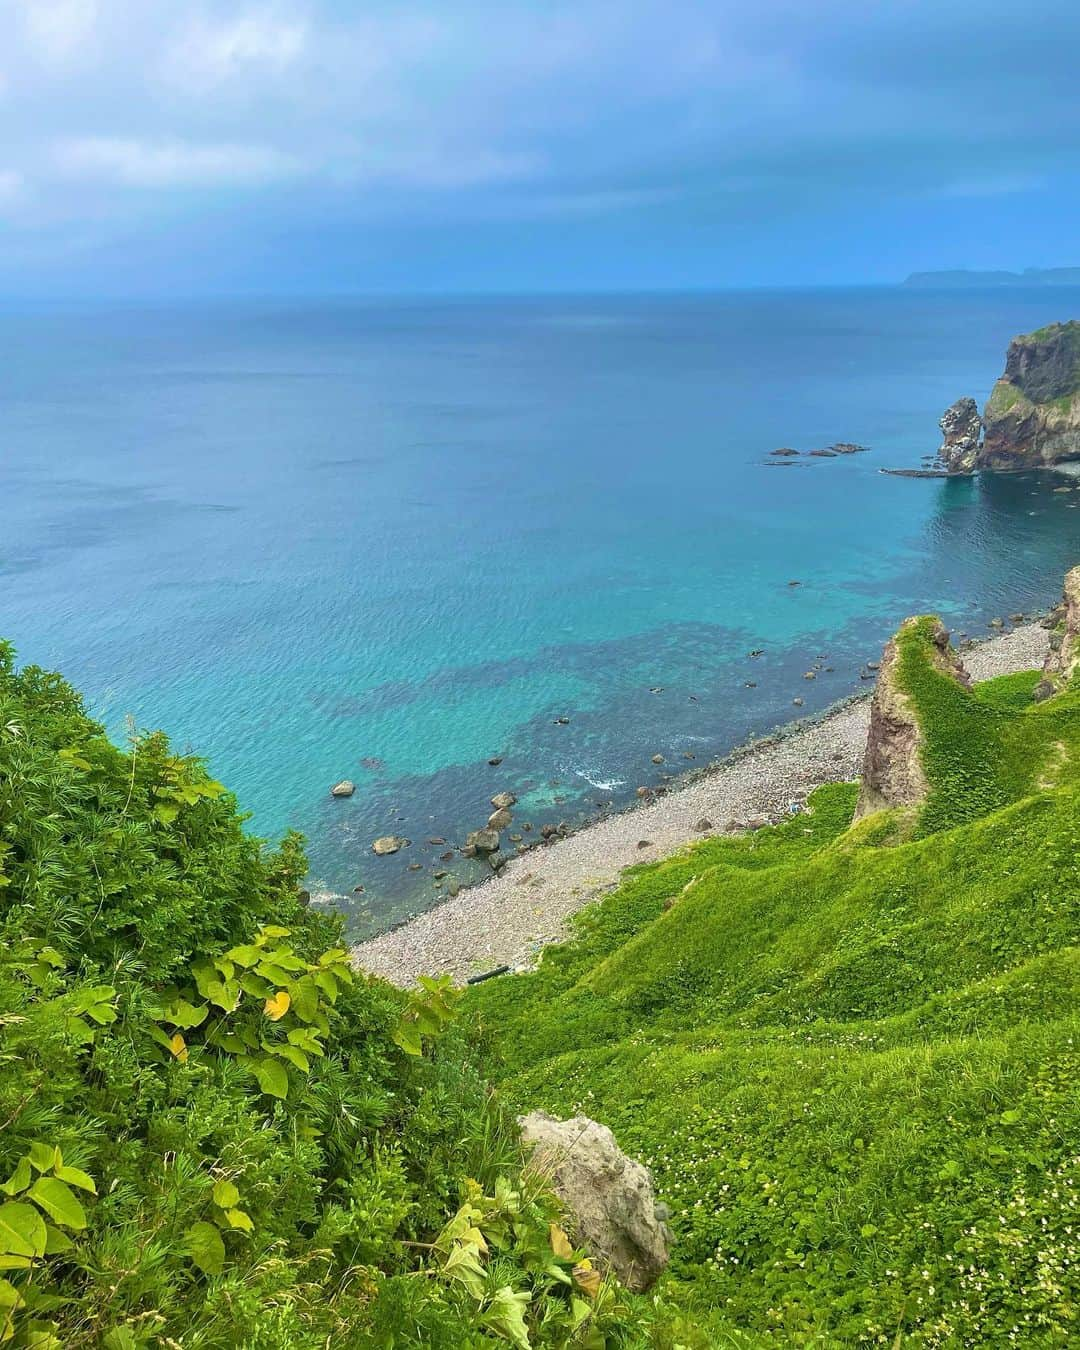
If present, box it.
[0,169,25,208]
[53,137,300,188]
[21,0,98,64]
[166,9,308,89]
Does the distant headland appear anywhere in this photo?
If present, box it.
[902,266,1080,288]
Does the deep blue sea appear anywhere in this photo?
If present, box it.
[4,288,1080,935]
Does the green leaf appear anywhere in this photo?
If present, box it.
[250,1056,289,1099]
[185,1221,225,1277]
[26,1146,58,1175]
[270,1043,310,1072]
[392,1020,423,1057]
[211,1180,239,1210]
[238,973,270,999]
[102,1329,139,1350]
[0,1277,24,1309]
[0,1202,47,1257]
[260,925,291,939]
[480,1285,532,1349]
[224,944,263,969]
[223,1208,253,1233]
[41,1227,72,1256]
[0,1256,31,1272]
[54,1166,95,1195]
[164,999,208,1030]
[286,1027,324,1056]
[441,1241,487,1298]
[27,1178,86,1231]
[1,1160,31,1198]
[287,975,319,1022]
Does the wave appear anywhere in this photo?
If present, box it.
[574,770,626,791]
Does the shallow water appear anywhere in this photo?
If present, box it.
[3,288,1080,934]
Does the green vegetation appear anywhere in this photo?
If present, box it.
[0,641,676,1348]
[983,379,1024,416]
[469,622,1080,1345]
[5,612,1079,1345]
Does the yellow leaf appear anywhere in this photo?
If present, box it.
[263,990,291,1021]
[168,1033,188,1063]
[549,1223,574,1260]
[572,1261,602,1298]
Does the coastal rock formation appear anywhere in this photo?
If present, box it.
[854,617,970,820]
[937,396,981,473]
[465,827,500,854]
[1035,565,1080,700]
[520,1112,671,1292]
[979,321,1080,469]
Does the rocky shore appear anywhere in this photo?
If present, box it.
[353,622,1050,987]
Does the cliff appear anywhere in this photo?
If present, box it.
[979,320,1080,468]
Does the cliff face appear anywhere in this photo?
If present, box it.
[852,616,970,820]
[979,321,1080,469]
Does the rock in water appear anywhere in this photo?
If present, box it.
[937,396,981,473]
[1035,565,1080,700]
[465,827,500,854]
[330,780,355,797]
[371,835,406,855]
[519,1112,671,1292]
[490,791,517,809]
[980,321,1080,469]
[854,617,970,820]
[487,806,513,831]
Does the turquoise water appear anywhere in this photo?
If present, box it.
[4,289,1080,935]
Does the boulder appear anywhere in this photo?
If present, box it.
[330,780,355,797]
[465,827,501,854]
[980,322,1080,469]
[1034,565,1080,700]
[490,791,517,809]
[371,835,406,855]
[936,396,981,473]
[854,617,970,820]
[520,1112,671,1292]
[487,806,513,831]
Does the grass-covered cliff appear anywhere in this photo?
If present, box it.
[981,320,1080,468]
[468,617,1080,1345]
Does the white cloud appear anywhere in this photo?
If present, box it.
[22,0,98,63]
[53,137,300,188]
[0,169,26,207]
[166,9,307,89]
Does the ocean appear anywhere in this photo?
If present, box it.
[4,287,1080,935]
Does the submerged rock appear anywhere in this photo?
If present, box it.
[936,396,981,473]
[371,835,407,855]
[854,617,970,820]
[520,1112,671,1292]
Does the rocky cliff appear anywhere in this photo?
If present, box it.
[979,320,1080,469]
[853,616,971,820]
[937,396,981,473]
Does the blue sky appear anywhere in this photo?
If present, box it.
[1,0,1079,295]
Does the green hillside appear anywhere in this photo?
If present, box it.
[0,641,673,1348]
[468,620,1080,1346]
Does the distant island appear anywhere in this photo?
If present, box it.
[903,266,1080,288]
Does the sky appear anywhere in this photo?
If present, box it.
[1,0,1080,296]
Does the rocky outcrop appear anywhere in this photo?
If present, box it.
[937,396,981,473]
[1034,565,1080,700]
[520,1112,671,1293]
[979,321,1080,470]
[854,618,970,820]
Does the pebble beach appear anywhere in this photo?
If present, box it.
[353,623,1050,987]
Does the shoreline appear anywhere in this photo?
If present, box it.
[353,622,1050,987]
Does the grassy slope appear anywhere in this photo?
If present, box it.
[467,629,1080,1346]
